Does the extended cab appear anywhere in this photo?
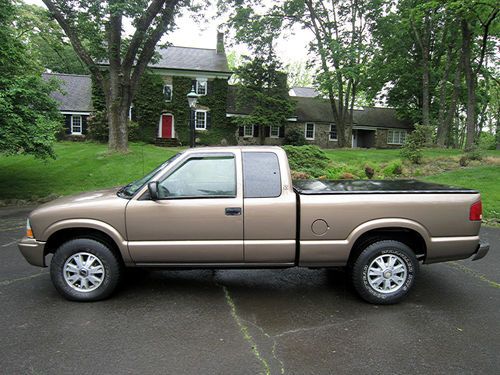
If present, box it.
[18,147,490,304]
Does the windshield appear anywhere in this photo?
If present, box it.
[117,153,181,198]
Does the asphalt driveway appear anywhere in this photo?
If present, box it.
[1,206,498,374]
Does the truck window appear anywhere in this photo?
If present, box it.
[242,152,281,198]
[158,156,236,198]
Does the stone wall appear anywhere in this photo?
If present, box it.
[287,122,340,149]
[375,129,403,149]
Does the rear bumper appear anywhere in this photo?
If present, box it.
[18,237,46,267]
[471,241,490,261]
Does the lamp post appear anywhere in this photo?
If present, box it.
[187,86,198,148]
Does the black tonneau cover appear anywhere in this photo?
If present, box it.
[293,179,478,195]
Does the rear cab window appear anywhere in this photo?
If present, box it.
[242,152,281,198]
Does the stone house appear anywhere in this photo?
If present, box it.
[44,32,412,149]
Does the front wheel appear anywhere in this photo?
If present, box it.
[351,240,419,304]
[50,238,123,301]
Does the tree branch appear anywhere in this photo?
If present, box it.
[122,0,167,74]
[130,0,178,96]
[41,0,102,80]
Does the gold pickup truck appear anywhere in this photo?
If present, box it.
[18,146,489,304]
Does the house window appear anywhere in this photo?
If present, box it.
[196,78,207,95]
[270,125,280,138]
[387,129,407,145]
[305,123,315,140]
[163,84,173,102]
[243,125,254,138]
[195,110,207,130]
[71,115,82,135]
[329,124,337,141]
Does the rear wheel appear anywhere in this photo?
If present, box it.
[50,238,122,301]
[351,240,418,304]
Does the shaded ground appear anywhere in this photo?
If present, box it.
[1,206,498,374]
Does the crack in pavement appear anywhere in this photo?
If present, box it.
[448,262,500,289]
[0,271,48,287]
[221,285,272,375]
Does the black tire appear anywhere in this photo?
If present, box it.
[351,240,419,304]
[50,238,123,302]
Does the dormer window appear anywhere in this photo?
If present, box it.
[196,78,207,95]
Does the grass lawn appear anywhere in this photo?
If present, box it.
[0,142,181,200]
[423,166,500,225]
[0,142,498,223]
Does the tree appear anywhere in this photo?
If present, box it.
[456,0,498,149]
[285,60,314,87]
[223,0,376,148]
[41,0,196,152]
[13,1,87,74]
[0,0,61,159]
[234,55,295,145]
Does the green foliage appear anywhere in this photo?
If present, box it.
[0,0,61,159]
[134,71,165,142]
[234,55,294,144]
[383,161,403,177]
[284,127,307,146]
[478,132,496,150]
[13,1,87,74]
[87,80,108,142]
[400,125,432,164]
[282,145,329,177]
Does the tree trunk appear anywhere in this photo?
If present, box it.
[422,44,430,127]
[461,19,476,150]
[436,42,454,147]
[442,62,462,147]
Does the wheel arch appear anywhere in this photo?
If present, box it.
[346,219,429,265]
[43,219,132,265]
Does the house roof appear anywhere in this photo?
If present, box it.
[294,96,412,129]
[149,46,231,73]
[42,73,92,113]
[289,86,321,97]
[227,86,412,129]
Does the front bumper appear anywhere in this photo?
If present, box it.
[18,237,46,267]
[471,241,490,261]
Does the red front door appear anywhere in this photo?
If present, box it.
[161,114,173,138]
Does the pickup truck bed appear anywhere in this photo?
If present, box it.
[293,179,478,195]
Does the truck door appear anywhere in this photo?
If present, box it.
[242,151,297,264]
[126,151,244,264]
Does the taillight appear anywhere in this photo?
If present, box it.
[469,200,482,221]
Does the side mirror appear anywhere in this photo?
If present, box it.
[148,181,159,200]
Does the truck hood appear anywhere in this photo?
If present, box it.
[37,187,123,208]
[28,187,129,241]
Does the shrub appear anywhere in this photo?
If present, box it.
[400,124,432,164]
[282,145,329,177]
[364,165,375,179]
[383,161,403,177]
[86,111,108,142]
[478,132,496,150]
[284,127,307,146]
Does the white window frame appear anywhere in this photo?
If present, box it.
[71,115,82,135]
[194,110,207,130]
[243,125,254,138]
[270,125,280,138]
[305,123,315,140]
[196,78,207,96]
[163,84,173,102]
[329,123,337,141]
[387,129,407,145]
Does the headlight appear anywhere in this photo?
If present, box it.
[26,219,33,238]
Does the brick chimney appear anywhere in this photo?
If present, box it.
[216,31,225,54]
